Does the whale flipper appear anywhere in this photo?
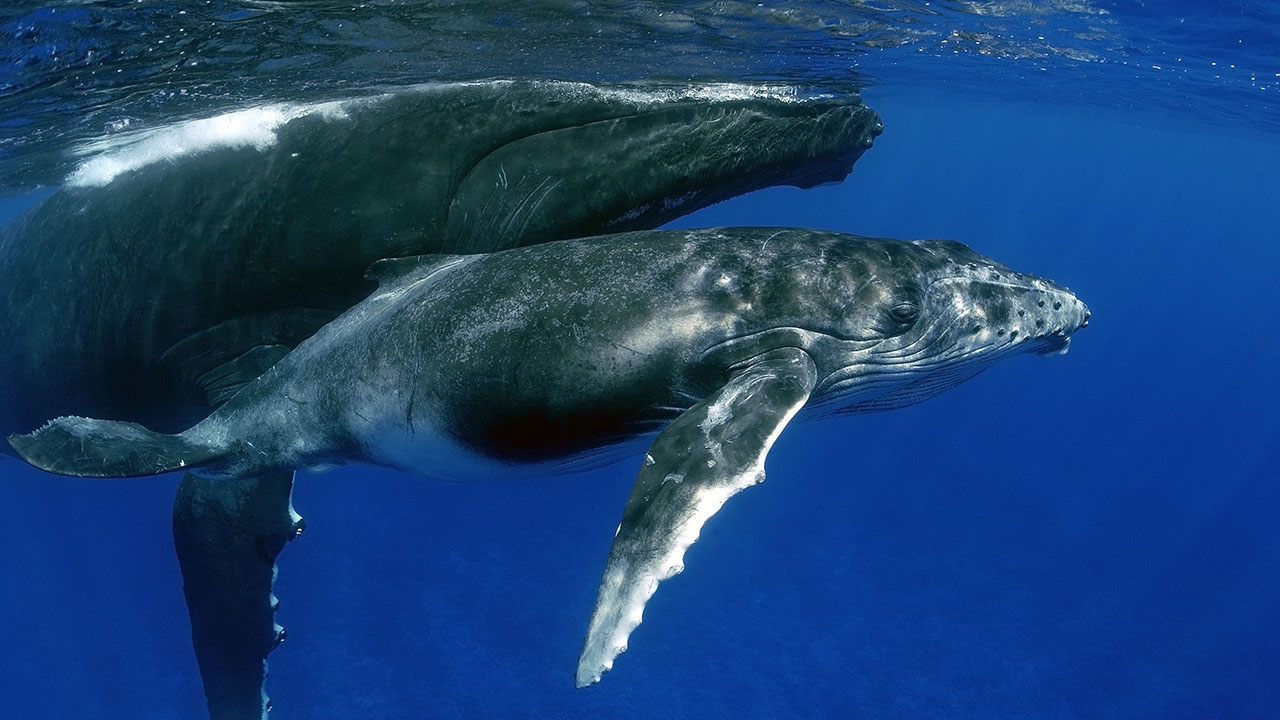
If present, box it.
[8,416,227,478]
[576,347,818,688]
[174,471,303,720]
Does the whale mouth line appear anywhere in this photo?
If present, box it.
[1032,336,1071,357]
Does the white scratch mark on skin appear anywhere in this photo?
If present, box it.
[517,177,563,239]
[760,230,785,253]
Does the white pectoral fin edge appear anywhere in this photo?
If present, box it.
[575,347,818,687]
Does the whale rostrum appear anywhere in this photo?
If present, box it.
[8,227,1090,687]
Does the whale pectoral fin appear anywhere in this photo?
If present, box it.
[576,347,818,688]
[174,471,303,720]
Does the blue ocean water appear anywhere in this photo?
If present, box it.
[2,2,1279,719]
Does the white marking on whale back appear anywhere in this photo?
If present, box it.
[66,101,354,187]
[577,81,815,105]
[66,80,822,188]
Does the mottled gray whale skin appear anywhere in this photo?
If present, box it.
[0,81,880,720]
[9,227,1090,689]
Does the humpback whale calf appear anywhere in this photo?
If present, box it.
[9,227,1090,689]
[0,80,882,718]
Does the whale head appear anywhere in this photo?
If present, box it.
[810,237,1090,414]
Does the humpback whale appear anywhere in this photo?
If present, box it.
[9,227,1090,689]
[0,81,882,719]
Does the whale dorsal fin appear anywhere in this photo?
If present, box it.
[575,346,819,687]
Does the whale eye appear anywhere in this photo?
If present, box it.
[888,301,920,326]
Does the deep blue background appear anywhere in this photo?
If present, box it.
[2,92,1279,719]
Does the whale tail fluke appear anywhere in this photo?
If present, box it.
[7,416,227,478]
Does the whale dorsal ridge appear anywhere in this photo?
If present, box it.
[364,254,474,292]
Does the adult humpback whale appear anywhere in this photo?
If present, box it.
[10,227,1091,690]
[0,81,882,719]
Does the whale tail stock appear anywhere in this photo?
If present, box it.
[7,416,228,478]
